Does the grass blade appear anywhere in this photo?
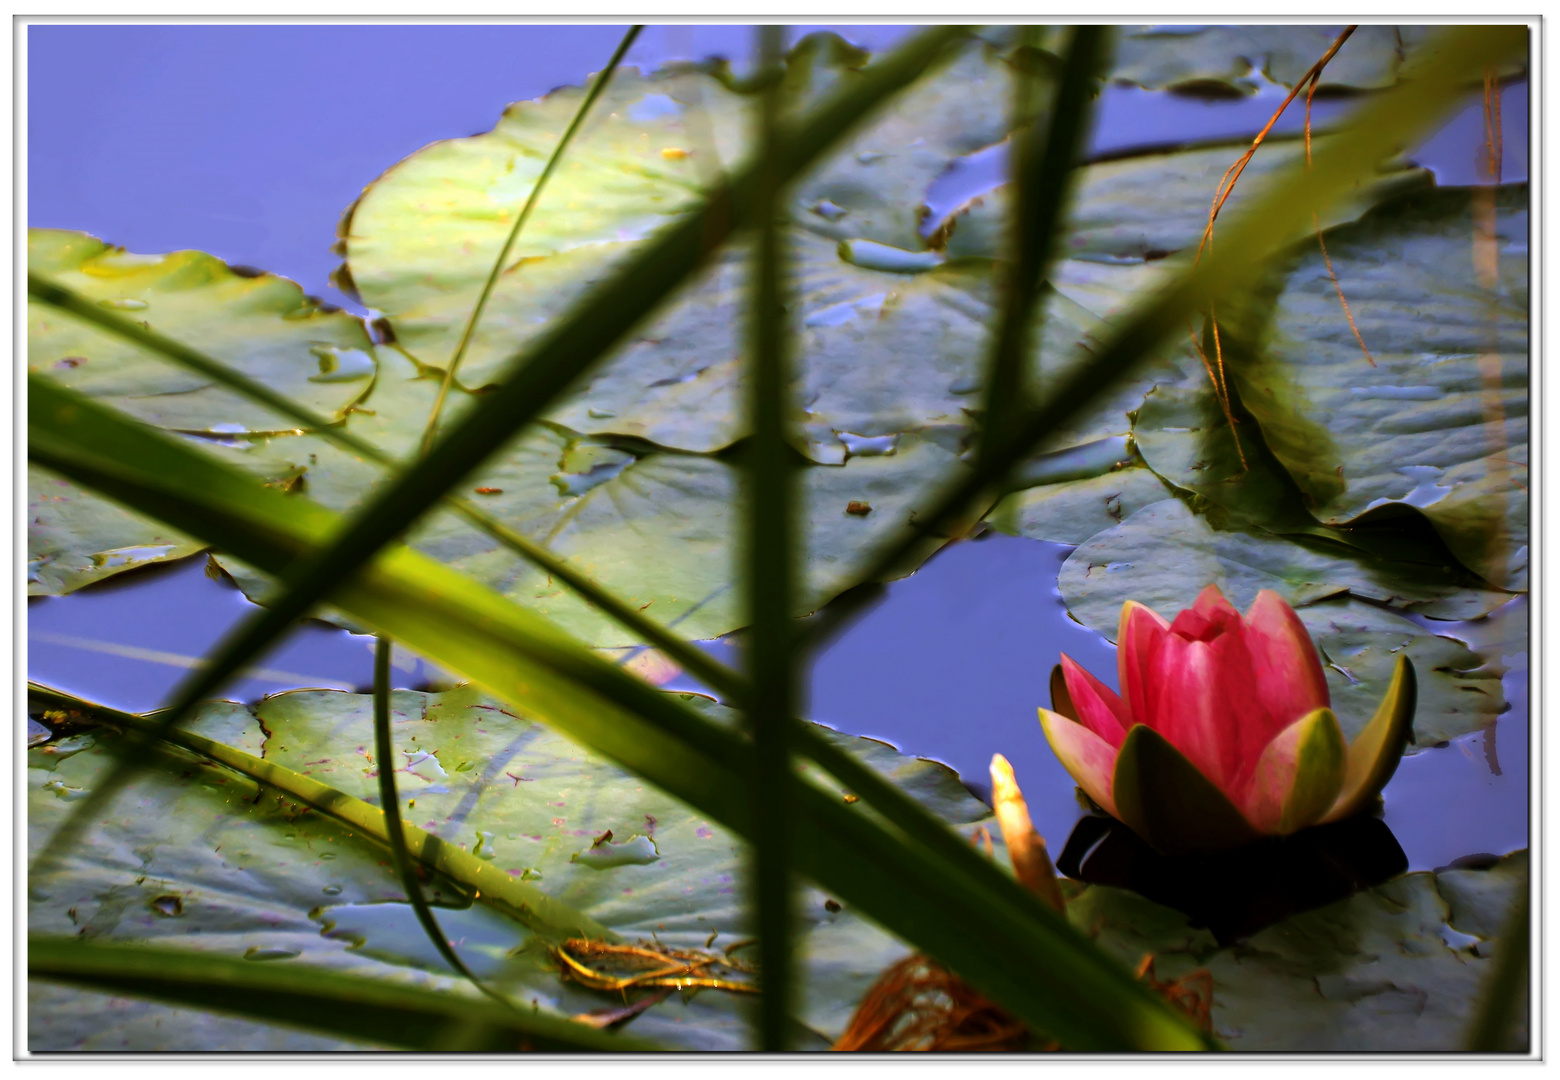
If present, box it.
[418,24,643,456]
[743,23,799,1051]
[1466,876,1530,1052]
[978,25,1106,468]
[369,635,517,1005]
[30,376,1210,1049]
[29,936,659,1051]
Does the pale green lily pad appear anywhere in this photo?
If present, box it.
[329,36,1076,463]
[1064,849,1527,1051]
[1109,25,1483,94]
[210,348,967,648]
[1230,185,1529,592]
[987,463,1171,545]
[26,229,379,591]
[28,229,374,435]
[29,684,995,1050]
[28,464,204,595]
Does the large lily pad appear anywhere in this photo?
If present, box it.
[29,684,996,1051]
[26,228,378,591]
[1230,185,1529,592]
[1065,848,1527,1051]
[202,347,965,647]
[333,35,1032,459]
[1057,498,1505,749]
[28,229,375,435]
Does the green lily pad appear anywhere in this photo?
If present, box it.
[987,463,1171,545]
[1065,849,1528,1051]
[209,347,966,647]
[28,229,375,435]
[332,36,1034,459]
[29,684,995,1051]
[1061,497,1506,628]
[28,465,203,595]
[1109,25,1496,94]
[1230,185,1529,592]
[25,229,381,591]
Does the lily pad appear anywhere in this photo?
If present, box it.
[1064,849,1527,1051]
[210,348,967,648]
[29,684,995,1050]
[1061,497,1506,629]
[331,36,1113,464]
[28,465,203,595]
[28,229,375,435]
[1109,25,1480,94]
[987,463,1171,546]
[1230,185,1529,592]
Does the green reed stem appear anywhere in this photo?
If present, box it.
[370,637,518,1007]
[1466,876,1530,1052]
[978,25,1105,470]
[743,23,799,1052]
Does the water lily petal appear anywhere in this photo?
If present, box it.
[1244,589,1331,730]
[1241,707,1348,835]
[1322,655,1417,824]
[1142,632,1233,790]
[1038,708,1118,818]
[1117,600,1169,731]
[1111,724,1260,855]
[1059,653,1130,747]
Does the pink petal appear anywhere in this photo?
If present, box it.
[1038,708,1119,818]
[1201,609,1287,788]
[1244,589,1331,729]
[1117,600,1169,733]
[1060,653,1130,747]
[1143,633,1238,793]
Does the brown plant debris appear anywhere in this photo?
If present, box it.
[832,952,1215,1051]
[555,938,758,995]
[831,954,1032,1051]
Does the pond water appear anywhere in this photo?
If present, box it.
[28,25,1528,914]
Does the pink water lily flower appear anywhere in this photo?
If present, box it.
[1040,585,1416,855]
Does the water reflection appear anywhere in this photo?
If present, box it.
[1057,812,1408,944]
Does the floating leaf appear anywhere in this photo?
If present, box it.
[29,684,995,1050]
[210,348,966,647]
[27,229,374,435]
[1061,497,1506,629]
[1229,186,1529,592]
[1064,849,1528,1051]
[1108,25,1491,94]
[987,463,1171,545]
[27,465,203,595]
